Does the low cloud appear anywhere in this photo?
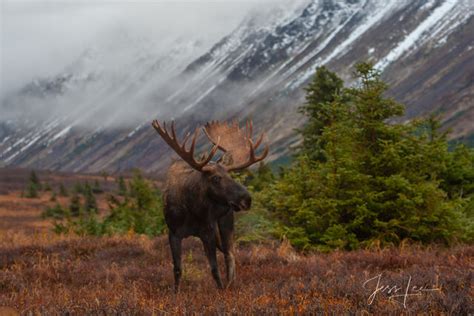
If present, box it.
[1,1,274,95]
[1,0,308,129]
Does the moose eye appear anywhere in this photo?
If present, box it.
[211,175,221,184]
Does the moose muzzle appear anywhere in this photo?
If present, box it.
[230,193,251,212]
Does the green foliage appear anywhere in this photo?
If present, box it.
[92,180,103,194]
[42,203,68,219]
[69,193,81,217]
[117,176,127,196]
[74,182,84,194]
[59,183,68,197]
[83,183,98,214]
[244,162,275,192]
[439,143,474,242]
[53,170,166,237]
[43,183,52,191]
[440,144,474,199]
[29,170,42,190]
[25,170,41,198]
[225,166,278,244]
[263,62,473,251]
[50,191,57,202]
[25,182,39,198]
[235,199,277,244]
[298,66,345,161]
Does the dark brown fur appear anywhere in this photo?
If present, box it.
[163,161,251,291]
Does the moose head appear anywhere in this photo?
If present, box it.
[151,119,268,212]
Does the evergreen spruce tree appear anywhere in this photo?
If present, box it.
[298,66,344,161]
[440,143,474,199]
[117,176,127,196]
[25,170,41,198]
[42,202,67,219]
[99,170,165,236]
[265,62,472,250]
[74,182,84,194]
[59,183,68,197]
[25,182,39,198]
[69,193,81,217]
[29,170,42,190]
[83,183,98,213]
[246,163,275,192]
[92,179,103,194]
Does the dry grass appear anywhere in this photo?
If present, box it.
[0,192,110,234]
[1,231,473,314]
[0,186,472,314]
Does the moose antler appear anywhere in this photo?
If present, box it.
[203,119,269,171]
[152,120,220,171]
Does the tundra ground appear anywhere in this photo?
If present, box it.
[0,172,472,314]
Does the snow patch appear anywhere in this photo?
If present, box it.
[289,0,402,89]
[52,126,72,141]
[18,135,42,153]
[127,124,144,138]
[0,136,10,146]
[375,0,458,71]
[420,0,437,11]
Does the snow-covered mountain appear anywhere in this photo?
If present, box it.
[1,0,473,173]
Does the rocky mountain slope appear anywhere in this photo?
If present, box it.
[1,0,473,174]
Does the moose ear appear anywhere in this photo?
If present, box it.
[201,166,214,174]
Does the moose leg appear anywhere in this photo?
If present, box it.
[215,224,223,253]
[218,212,236,287]
[169,233,182,293]
[200,230,224,289]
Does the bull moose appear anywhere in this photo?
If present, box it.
[151,119,268,291]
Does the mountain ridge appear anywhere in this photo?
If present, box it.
[1,0,473,173]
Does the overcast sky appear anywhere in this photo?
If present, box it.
[1,0,300,96]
